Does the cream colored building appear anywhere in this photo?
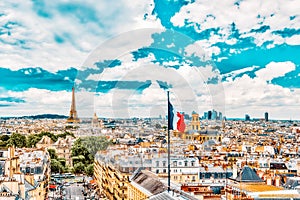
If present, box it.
[128,170,166,200]
[51,136,74,166]
[36,135,75,166]
[36,135,54,149]
[94,157,130,200]
[0,147,50,200]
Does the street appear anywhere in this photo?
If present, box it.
[64,184,85,200]
[48,174,99,200]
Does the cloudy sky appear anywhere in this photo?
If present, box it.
[0,0,300,119]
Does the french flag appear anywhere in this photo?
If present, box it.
[168,99,186,132]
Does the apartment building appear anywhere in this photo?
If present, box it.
[0,146,50,199]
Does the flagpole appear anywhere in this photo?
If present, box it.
[167,91,171,192]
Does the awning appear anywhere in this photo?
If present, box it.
[49,184,56,189]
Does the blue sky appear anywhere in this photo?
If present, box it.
[0,0,300,119]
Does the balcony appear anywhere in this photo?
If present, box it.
[182,172,198,175]
[120,185,127,190]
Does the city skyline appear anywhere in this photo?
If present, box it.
[0,1,300,119]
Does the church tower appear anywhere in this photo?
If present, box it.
[92,112,99,127]
[191,111,200,131]
[66,87,80,123]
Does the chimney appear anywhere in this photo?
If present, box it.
[266,176,272,185]
[274,176,280,187]
[232,164,237,179]
[8,146,15,159]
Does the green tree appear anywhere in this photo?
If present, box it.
[57,158,66,167]
[0,140,7,147]
[73,162,85,174]
[71,139,93,164]
[64,165,72,173]
[50,159,64,173]
[81,136,112,156]
[56,131,75,139]
[0,135,9,147]
[24,131,75,148]
[26,134,41,148]
[7,133,26,147]
[0,135,10,142]
[39,132,58,142]
[85,164,94,177]
[47,149,58,160]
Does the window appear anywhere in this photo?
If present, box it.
[191,161,195,167]
[214,173,218,178]
[156,169,159,174]
[192,176,196,181]
[184,161,188,167]
[173,161,177,167]
[156,161,159,167]
[163,169,166,173]
[163,161,166,167]
[36,167,42,174]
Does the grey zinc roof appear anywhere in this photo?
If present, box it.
[0,184,14,194]
[150,192,175,200]
[24,180,35,191]
[234,165,263,183]
[132,170,166,195]
[150,191,199,200]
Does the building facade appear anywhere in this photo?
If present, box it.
[0,147,50,200]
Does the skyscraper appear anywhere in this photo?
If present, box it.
[218,112,223,120]
[245,114,250,121]
[66,87,80,124]
[265,112,269,122]
[203,112,208,120]
[208,111,212,120]
[211,110,217,120]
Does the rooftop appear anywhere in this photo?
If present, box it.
[233,165,264,183]
[231,183,283,193]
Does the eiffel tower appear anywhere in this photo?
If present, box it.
[66,87,80,123]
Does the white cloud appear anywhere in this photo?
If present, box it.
[223,61,299,119]
[285,35,300,45]
[171,0,300,47]
[1,0,299,120]
[222,65,260,81]
[185,40,221,61]
[1,61,298,120]
[79,55,224,117]
[0,89,71,116]
[81,28,164,70]
[0,0,163,71]
[255,61,295,81]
